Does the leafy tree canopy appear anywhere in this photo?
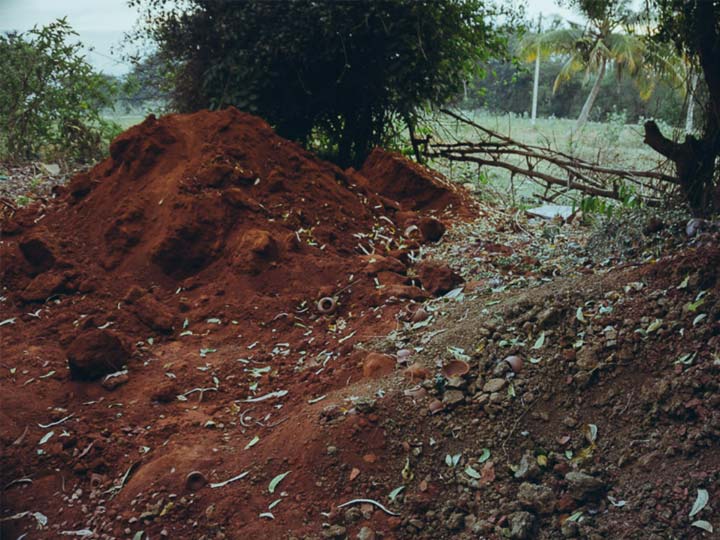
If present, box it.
[130,0,514,166]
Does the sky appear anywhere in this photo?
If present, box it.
[0,0,579,76]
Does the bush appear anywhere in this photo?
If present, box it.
[131,0,512,167]
[0,18,120,163]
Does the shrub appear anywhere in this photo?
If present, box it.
[0,18,120,163]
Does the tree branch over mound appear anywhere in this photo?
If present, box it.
[416,109,678,207]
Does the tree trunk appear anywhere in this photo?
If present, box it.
[575,59,606,131]
[643,2,719,216]
[644,121,714,215]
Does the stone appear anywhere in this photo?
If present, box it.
[445,511,465,531]
[514,452,541,481]
[442,390,465,407]
[483,378,507,393]
[508,511,535,540]
[356,527,375,540]
[565,471,606,501]
[322,525,347,539]
[517,482,556,514]
[66,329,131,381]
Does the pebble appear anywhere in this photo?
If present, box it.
[508,511,535,540]
[442,390,465,406]
[565,471,606,500]
[483,378,507,393]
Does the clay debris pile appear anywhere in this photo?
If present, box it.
[1,107,472,351]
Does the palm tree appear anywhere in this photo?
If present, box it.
[518,2,660,130]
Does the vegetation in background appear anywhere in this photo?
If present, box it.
[0,18,120,163]
[129,0,515,167]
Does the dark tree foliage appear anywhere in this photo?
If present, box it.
[644,0,720,216]
[130,0,510,167]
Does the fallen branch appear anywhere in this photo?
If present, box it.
[418,109,678,207]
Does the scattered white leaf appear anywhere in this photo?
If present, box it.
[691,520,713,532]
[689,488,709,517]
[269,471,290,493]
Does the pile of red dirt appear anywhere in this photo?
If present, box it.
[358,148,475,216]
[0,108,480,539]
[1,108,474,340]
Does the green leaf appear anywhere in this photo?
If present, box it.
[464,465,481,479]
[244,435,260,450]
[268,471,290,493]
[532,331,546,350]
[478,448,491,463]
[677,275,689,289]
[646,319,662,333]
[388,485,405,502]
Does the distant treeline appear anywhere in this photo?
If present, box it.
[461,59,686,125]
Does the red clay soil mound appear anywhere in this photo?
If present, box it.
[1,108,431,335]
[358,147,475,215]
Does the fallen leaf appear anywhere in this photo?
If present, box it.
[268,471,290,494]
[689,488,709,517]
[532,332,546,350]
[388,485,405,502]
[478,448,491,463]
[244,435,260,450]
[691,520,713,532]
[576,307,586,323]
[464,465,481,479]
[349,468,361,481]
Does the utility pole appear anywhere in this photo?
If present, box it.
[531,12,542,125]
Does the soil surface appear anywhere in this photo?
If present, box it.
[1,109,718,540]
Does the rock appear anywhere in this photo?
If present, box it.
[356,527,375,540]
[517,482,556,514]
[445,511,465,531]
[101,370,129,391]
[508,511,535,540]
[565,471,606,501]
[151,380,179,403]
[576,347,598,370]
[514,452,541,481]
[418,216,446,242]
[442,390,465,407]
[66,330,131,380]
[322,525,347,539]
[483,378,507,393]
[417,260,463,296]
[362,352,395,378]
